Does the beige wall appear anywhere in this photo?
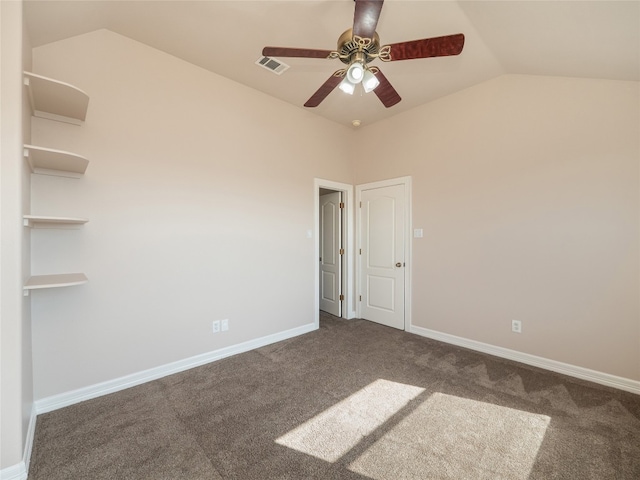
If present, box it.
[354,74,640,380]
[1,0,33,470]
[30,30,353,399]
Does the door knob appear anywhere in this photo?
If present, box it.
[395,262,402,268]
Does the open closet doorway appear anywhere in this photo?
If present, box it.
[319,189,342,317]
[314,179,355,327]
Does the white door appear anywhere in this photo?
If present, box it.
[360,184,405,329]
[319,192,342,316]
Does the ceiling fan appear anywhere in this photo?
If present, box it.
[262,0,465,108]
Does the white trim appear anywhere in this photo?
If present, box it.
[355,176,412,330]
[0,407,35,480]
[35,322,316,414]
[23,407,36,476]
[0,463,27,480]
[314,179,356,321]
[410,325,640,395]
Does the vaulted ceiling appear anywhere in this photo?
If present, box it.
[24,0,640,127]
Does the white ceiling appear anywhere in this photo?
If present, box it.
[24,0,640,127]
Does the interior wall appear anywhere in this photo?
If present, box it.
[30,29,352,399]
[0,0,33,470]
[21,0,34,455]
[353,74,640,381]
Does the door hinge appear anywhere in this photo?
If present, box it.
[359,201,362,208]
[359,248,362,255]
[339,202,344,209]
[359,295,362,301]
[339,248,344,255]
[339,294,344,301]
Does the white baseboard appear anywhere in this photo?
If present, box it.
[409,325,640,395]
[0,407,36,480]
[0,463,26,480]
[345,308,357,320]
[23,407,36,475]
[35,322,317,414]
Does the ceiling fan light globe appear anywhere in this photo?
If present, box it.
[346,62,364,84]
[339,79,356,95]
[362,69,380,93]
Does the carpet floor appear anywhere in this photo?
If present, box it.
[28,314,640,479]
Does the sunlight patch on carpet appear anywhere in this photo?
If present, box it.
[275,379,425,462]
[348,392,551,480]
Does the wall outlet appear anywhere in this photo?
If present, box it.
[212,320,221,333]
[511,320,522,334]
[221,319,229,331]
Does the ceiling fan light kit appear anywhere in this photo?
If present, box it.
[262,0,465,110]
[346,61,365,83]
[362,68,380,93]
[339,80,356,95]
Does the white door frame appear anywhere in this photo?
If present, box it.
[356,176,412,330]
[314,179,356,328]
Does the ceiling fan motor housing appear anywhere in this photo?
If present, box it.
[337,29,380,65]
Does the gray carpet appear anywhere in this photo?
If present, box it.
[29,314,640,479]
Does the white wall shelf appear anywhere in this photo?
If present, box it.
[24,72,91,297]
[23,215,89,228]
[23,71,89,125]
[24,273,88,293]
[24,144,89,178]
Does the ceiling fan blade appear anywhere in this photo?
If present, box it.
[353,0,384,39]
[304,72,344,108]
[373,69,401,108]
[262,47,333,59]
[385,33,465,61]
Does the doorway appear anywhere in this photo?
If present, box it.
[314,179,355,327]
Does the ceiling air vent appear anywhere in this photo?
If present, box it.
[255,56,290,75]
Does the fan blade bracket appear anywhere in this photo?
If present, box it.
[354,35,374,50]
[328,51,347,61]
[377,45,392,62]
